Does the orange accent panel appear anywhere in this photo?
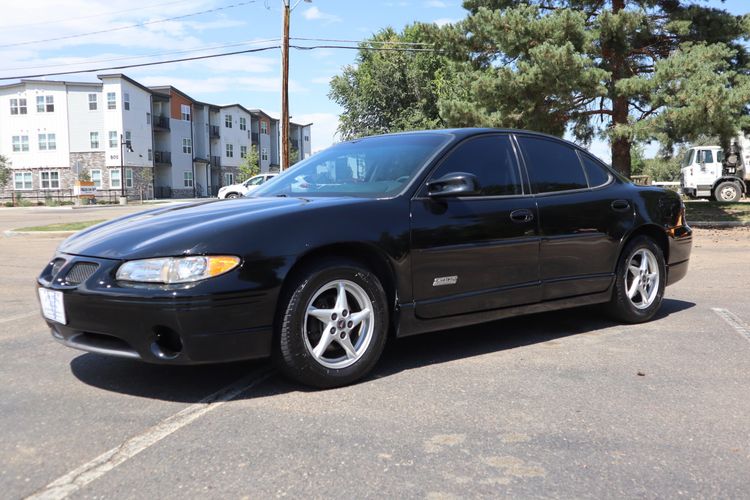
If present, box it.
[170,91,193,120]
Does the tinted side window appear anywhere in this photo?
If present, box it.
[429,135,521,196]
[580,154,611,187]
[517,136,588,193]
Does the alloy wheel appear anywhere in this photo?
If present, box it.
[625,248,660,310]
[303,279,375,369]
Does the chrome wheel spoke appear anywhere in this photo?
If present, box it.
[348,308,370,329]
[337,335,357,359]
[313,328,334,357]
[334,282,349,312]
[307,307,334,323]
[627,276,641,299]
[628,265,640,276]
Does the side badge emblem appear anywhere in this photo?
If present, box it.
[433,276,458,287]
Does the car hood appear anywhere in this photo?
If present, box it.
[59,197,359,260]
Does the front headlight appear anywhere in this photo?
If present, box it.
[116,256,241,283]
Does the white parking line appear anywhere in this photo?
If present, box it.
[712,308,750,343]
[0,312,38,325]
[26,369,274,500]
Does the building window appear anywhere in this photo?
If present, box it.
[90,132,99,149]
[240,145,247,158]
[40,171,60,189]
[182,138,192,154]
[146,112,151,125]
[181,104,191,121]
[14,172,32,190]
[109,131,118,148]
[12,135,29,152]
[224,172,234,185]
[123,92,130,111]
[125,168,134,188]
[304,135,309,142]
[226,144,234,158]
[10,98,27,115]
[225,114,232,128]
[38,133,56,151]
[109,168,121,189]
[148,149,153,161]
[88,93,98,110]
[107,92,116,110]
[260,121,268,134]
[91,169,102,189]
[261,148,268,161]
[239,117,246,130]
[125,130,131,143]
[37,95,54,112]
[184,171,194,188]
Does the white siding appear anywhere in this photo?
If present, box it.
[66,84,104,152]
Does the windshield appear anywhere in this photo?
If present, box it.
[682,149,695,168]
[251,134,451,198]
[245,176,266,186]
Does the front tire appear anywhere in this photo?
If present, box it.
[714,181,741,202]
[275,260,388,388]
[606,236,666,324]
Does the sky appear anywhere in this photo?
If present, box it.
[0,0,747,160]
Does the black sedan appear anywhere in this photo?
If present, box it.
[37,129,692,388]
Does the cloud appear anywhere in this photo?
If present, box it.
[433,18,457,27]
[424,0,449,7]
[290,112,341,152]
[301,6,342,24]
[133,75,306,96]
[311,76,332,85]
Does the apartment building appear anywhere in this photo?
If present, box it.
[0,73,312,200]
[0,74,155,199]
[290,121,313,161]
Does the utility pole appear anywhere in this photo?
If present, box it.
[280,0,290,171]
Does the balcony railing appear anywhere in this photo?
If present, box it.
[154,151,171,165]
[154,115,170,131]
[210,125,220,138]
[210,156,221,167]
[251,132,259,144]
[291,139,300,150]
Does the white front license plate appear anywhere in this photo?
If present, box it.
[38,288,67,325]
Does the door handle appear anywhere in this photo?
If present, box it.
[611,199,631,212]
[510,209,534,223]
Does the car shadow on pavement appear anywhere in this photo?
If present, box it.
[69,298,695,401]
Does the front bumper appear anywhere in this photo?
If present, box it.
[666,224,692,287]
[37,253,276,364]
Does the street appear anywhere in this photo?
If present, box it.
[1,205,749,499]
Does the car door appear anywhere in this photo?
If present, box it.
[410,134,541,319]
[515,135,634,301]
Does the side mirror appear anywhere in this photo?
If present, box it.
[426,172,480,198]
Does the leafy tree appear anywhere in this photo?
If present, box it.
[290,145,300,166]
[436,0,750,176]
[238,145,260,181]
[0,154,10,189]
[329,24,451,139]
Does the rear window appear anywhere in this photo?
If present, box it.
[517,136,588,193]
[580,154,611,187]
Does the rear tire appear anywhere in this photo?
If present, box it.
[226,193,240,199]
[606,236,666,324]
[275,259,388,388]
[714,181,741,202]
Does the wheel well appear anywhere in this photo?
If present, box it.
[622,225,669,264]
[713,177,745,192]
[276,243,398,331]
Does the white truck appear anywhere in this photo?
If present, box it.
[680,135,750,202]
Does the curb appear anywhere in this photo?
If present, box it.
[689,221,750,228]
[4,230,76,238]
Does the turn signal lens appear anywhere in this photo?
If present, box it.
[116,256,241,283]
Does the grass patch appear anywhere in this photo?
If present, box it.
[14,219,106,232]
[685,202,750,222]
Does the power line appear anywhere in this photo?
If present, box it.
[0,1,257,49]
[0,45,280,81]
[0,0,188,30]
[0,43,443,81]
[3,38,281,72]
[291,37,435,47]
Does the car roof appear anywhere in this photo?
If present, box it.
[353,127,585,150]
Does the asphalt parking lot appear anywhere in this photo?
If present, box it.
[1,205,749,499]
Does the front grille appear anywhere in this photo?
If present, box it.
[65,262,99,284]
